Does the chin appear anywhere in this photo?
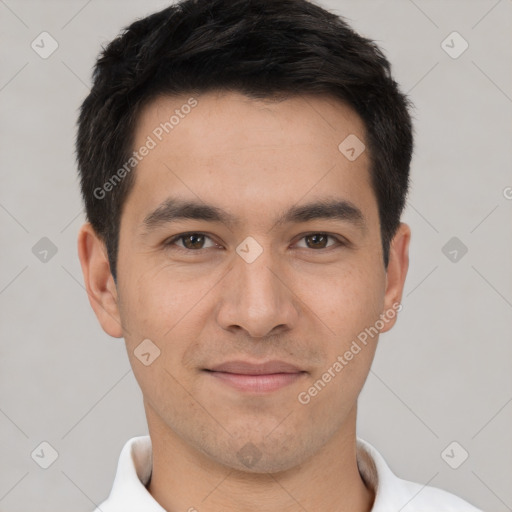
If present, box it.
[202,431,318,475]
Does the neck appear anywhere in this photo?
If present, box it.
[146,404,374,512]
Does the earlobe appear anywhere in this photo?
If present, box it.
[380,222,411,334]
[77,223,124,338]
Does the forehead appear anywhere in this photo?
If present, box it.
[137,90,367,152]
[124,90,377,233]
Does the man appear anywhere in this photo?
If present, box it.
[76,0,482,510]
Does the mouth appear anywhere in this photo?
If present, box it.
[203,360,307,393]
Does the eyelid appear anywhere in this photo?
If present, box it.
[163,232,221,251]
[293,232,345,249]
[163,231,347,252]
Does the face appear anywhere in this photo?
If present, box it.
[79,90,409,473]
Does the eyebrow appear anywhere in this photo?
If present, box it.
[142,196,366,234]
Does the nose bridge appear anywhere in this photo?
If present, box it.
[239,247,280,311]
[216,239,298,337]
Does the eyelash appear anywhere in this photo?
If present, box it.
[163,232,346,254]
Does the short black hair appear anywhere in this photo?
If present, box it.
[76,0,414,280]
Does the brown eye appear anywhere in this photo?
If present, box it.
[305,233,329,249]
[181,233,206,249]
[296,233,341,250]
[165,233,217,251]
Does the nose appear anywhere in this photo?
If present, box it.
[215,245,300,339]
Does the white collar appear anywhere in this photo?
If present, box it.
[94,435,481,512]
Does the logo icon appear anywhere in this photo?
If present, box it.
[442,236,468,263]
[441,32,469,59]
[236,236,263,264]
[338,134,366,161]
[236,442,262,468]
[31,441,59,469]
[32,237,58,263]
[441,441,469,469]
[31,32,59,59]
[134,339,161,366]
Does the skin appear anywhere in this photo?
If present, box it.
[78,90,410,512]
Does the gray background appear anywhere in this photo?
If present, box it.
[0,0,511,511]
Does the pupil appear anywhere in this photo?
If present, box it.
[186,234,203,249]
[308,234,326,248]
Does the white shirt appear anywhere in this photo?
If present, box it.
[93,436,482,512]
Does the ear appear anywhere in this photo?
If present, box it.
[77,223,123,338]
[380,222,411,334]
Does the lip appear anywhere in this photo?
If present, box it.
[204,360,307,393]
[208,360,304,375]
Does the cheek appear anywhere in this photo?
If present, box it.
[306,262,385,391]
[117,263,217,380]
[316,262,385,336]
[118,263,202,338]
